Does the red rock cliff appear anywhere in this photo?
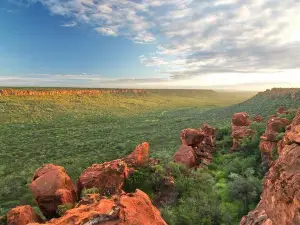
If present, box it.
[241,108,300,225]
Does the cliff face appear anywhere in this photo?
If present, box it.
[241,108,300,225]
[0,88,148,96]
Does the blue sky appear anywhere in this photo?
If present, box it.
[1,0,300,90]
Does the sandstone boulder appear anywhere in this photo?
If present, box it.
[277,106,289,115]
[232,112,251,127]
[7,205,42,225]
[77,160,128,198]
[29,164,76,219]
[231,112,254,152]
[259,116,290,169]
[173,145,196,168]
[180,129,204,147]
[124,142,149,166]
[27,190,167,225]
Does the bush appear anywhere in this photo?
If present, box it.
[56,203,74,217]
[81,187,102,198]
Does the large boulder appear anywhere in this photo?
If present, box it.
[124,142,149,166]
[241,108,300,225]
[201,123,216,149]
[27,190,167,225]
[174,124,216,168]
[283,109,300,144]
[29,164,76,219]
[231,112,254,152]
[277,106,289,115]
[77,160,129,197]
[232,112,251,127]
[180,129,204,147]
[259,116,291,170]
[7,206,42,225]
[173,145,196,168]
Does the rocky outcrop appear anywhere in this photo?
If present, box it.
[174,123,216,168]
[259,116,290,170]
[26,190,166,225]
[29,164,77,219]
[124,142,149,166]
[277,106,289,115]
[253,115,264,123]
[231,112,254,152]
[180,128,205,147]
[77,160,129,198]
[6,142,166,225]
[173,145,197,168]
[7,206,42,225]
[241,108,300,225]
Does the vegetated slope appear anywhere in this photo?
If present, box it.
[0,89,253,124]
[200,88,300,126]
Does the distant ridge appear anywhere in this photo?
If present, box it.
[200,88,300,123]
[0,88,216,97]
[0,88,148,96]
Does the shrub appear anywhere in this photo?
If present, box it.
[81,187,102,198]
[56,203,74,217]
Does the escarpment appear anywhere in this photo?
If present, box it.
[241,107,300,225]
[0,88,148,96]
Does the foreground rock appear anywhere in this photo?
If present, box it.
[231,112,254,152]
[29,164,77,219]
[241,108,300,225]
[7,205,42,225]
[77,160,129,197]
[174,123,216,168]
[124,142,149,166]
[27,190,167,225]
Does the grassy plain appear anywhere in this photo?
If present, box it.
[0,89,254,210]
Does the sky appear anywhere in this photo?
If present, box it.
[1,0,300,90]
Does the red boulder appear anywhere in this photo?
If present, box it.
[125,142,149,166]
[180,129,204,147]
[26,190,167,225]
[29,164,76,219]
[77,159,128,197]
[173,145,196,168]
[7,205,42,225]
[232,112,251,127]
[277,106,289,115]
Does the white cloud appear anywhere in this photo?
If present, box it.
[61,21,77,27]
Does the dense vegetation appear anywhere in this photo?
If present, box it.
[125,122,266,225]
[1,88,300,224]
